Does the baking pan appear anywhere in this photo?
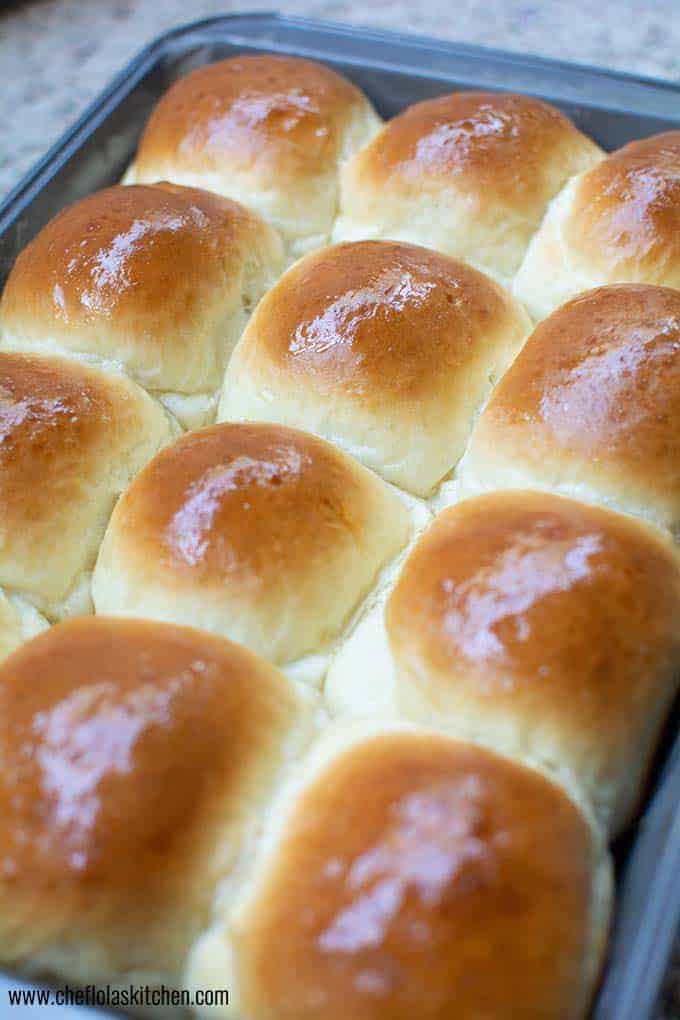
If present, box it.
[1,13,680,1020]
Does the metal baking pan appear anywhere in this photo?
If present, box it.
[1,12,680,1020]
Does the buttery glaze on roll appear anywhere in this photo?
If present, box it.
[0,617,312,1001]
[333,91,603,283]
[515,132,680,319]
[215,724,611,1020]
[128,55,381,258]
[0,183,283,429]
[92,422,410,673]
[328,491,680,835]
[0,351,173,620]
[220,240,530,496]
[460,284,680,529]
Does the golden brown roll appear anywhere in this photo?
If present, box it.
[515,131,680,319]
[0,183,283,430]
[0,351,174,620]
[329,491,680,835]
[460,284,680,529]
[92,422,410,678]
[206,723,611,1020]
[333,91,602,283]
[0,617,313,1001]
[128,55,381,259]
[220,240,530,496]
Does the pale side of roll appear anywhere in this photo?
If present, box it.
[514,131,680,320]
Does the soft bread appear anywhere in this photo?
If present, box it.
[459,284,680,530]
[330,492,680,835]
[0,351,174,620]
[0,590,47,662]
[1,66,672,1017]
[515,131,680,319]
[333,91,603,283]
[0,183,283,429]
[219,240,530,496]
[92,422,410,673]
[128,55,381,259]
[207,723,611,1020]
[0,617,312,1006]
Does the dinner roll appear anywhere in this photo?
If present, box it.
[328,492,680,835]
[92,422,410,675]
[0,352,173,620]
[208,723,610,1020]
[219,241,530,496]
[128,55,381,259]
[0,183,283,429]
[0,617,313,1003]
[459,284,680,530]
[515,131,680,319]
[333,91,602,284]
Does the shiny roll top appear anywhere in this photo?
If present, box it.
[92,422,410,669]
[220,240,530,496]
[0,65,667,1020]
[0,351,173,620]
[219,725,611,1020]
[128,55,382,257]
[0,617,312,993]
[460,284,680,530]
[329,490,680,835]
[0,617,610,1019]
[0,183,284,429]
[515,131,680,319]
[334,90,603,283]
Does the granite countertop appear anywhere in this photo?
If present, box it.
[1,1,680,1018]
[3,0,680,196]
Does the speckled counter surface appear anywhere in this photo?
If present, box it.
[3,0,680,197]
[1,1,680,1017]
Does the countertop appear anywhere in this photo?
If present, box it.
[1,1,680,1017]
[3,0,680,197]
